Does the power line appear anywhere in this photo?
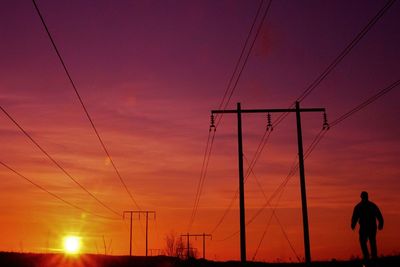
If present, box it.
[252,187,301,262]
[211,0,397,256]
[239,0,398,250]
[252,77,400,255]
[239,0,398,228]
[210,105,326,258]
[210,130,272,234]
[218,77,400,243]
[214,153,300,242]
[330,79,400,127]
[0,105,121,217]
[0,160,119,221]
[273,0,396,128]
[188,129,216,229]
[244,129,272,178]
[215,128,327,241]
[216,0,266,114]
[188,130,212,229]
[188,0,273,230]
[220,0,273,121]
[215,158,297,242]
[246,157,300,262]
[209,0,396,244]
[197,2,273,220]
[31,0,140,210]
[211,103,326,263]
[206,129,297,257]
[250,130,327,260]
[231,0,398,252]
[211,188,238,235]
[245,128,326,230]
[294,79,400,163]
[189,0,268,229]
[296,0,396,103]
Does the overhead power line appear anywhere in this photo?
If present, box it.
[252,186,301,262]
[31,0,140,210]
[188,0,273,231]
[236,0,398,250]
[217,77,400,243]
[216,0,269,121]
[296,0,396,103]
[0,160,118,220]
[218,0,273,127]
[247,0,398,250]
[210,0,396,244]
[189,0,270,230]
[239,0,398,232]
[251,79,400,255]
[0,105,121,217]
[273,0,396,128]
[250,130,326,260]
[215,132,324,242]
[246,156,300,262]
[188,129,216,229]
[330,79,400,127]
[211,0,397,258]
[210,130,272,234]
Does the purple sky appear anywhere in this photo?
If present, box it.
[0,0,399,261]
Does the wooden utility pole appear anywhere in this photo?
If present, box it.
[237,103,246,263]
[211,101,326,264]
[123,210,156,256]
[123,211,134,256]
[180,233,212,259]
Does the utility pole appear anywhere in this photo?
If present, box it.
[237,103,246,263]
[202,233,212,259]
[180,233,212,259]
[123,211,134,256]
[211,102,327,264]
[123,210,156,256]
[295,101,311,264]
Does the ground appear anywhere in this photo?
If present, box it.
[0,252,399,267]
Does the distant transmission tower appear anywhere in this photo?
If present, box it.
[123,210,156,256]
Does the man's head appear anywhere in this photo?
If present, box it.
[361,191,369,202]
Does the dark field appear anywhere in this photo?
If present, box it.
[1,253,400,267]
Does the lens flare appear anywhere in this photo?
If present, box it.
[63,236,81,254]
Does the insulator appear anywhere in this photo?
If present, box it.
[323,112,330,130]
[209,114,216,131]
[266,113,273,131]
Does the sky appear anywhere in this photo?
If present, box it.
[0,0,399,262]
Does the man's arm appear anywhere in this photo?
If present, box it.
[376,205,384,230]
[351,205,359,230]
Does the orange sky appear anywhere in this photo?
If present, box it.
[0,0,399,262]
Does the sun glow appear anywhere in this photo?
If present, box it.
[63,236,81,254]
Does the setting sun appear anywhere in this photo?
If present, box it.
[63,236,81,255]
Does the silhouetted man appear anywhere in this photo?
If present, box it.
[351,191,384,260]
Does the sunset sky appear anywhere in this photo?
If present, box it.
[0,0,399,262]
